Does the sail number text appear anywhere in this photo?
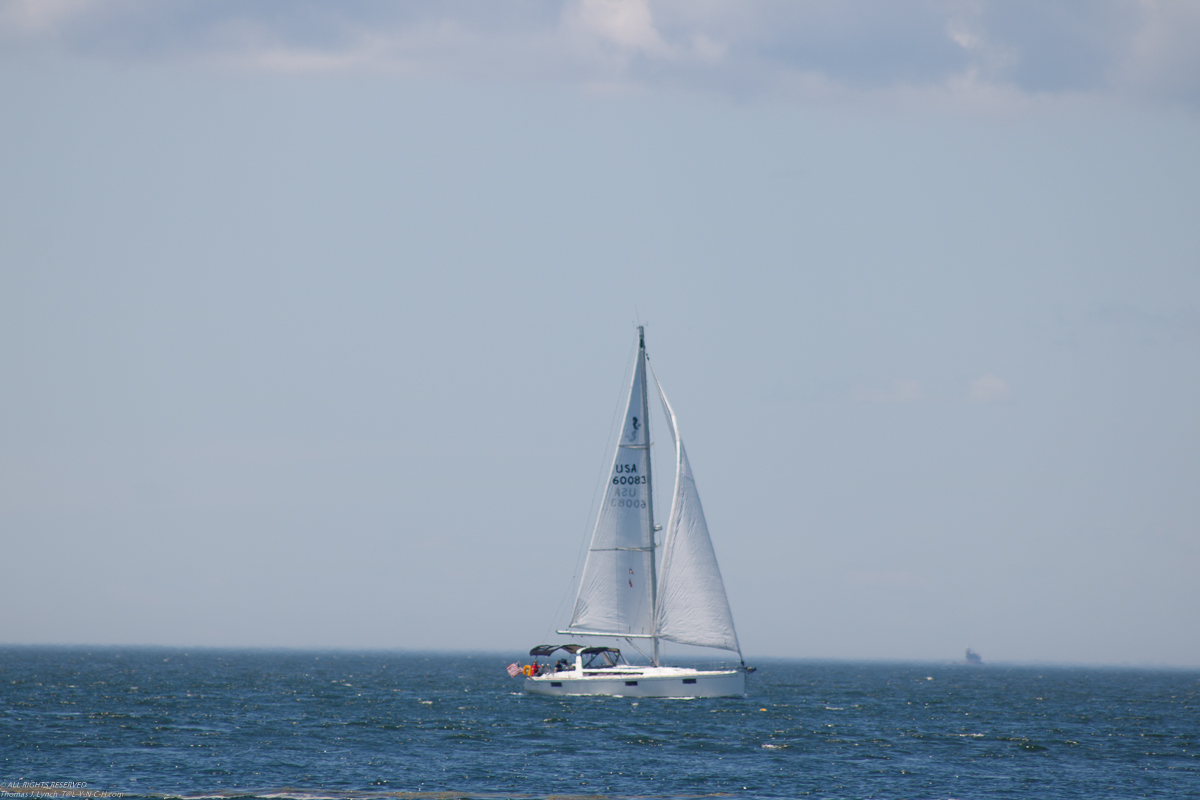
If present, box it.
[611,463,645,507]
[611,497,647,508]
[612,463,645,506]
[612,463,645,485]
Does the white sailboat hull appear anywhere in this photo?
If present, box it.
[525,666,744,698]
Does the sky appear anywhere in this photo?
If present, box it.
[1,0,1198,666]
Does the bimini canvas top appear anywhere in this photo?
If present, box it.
[528,644,620,658]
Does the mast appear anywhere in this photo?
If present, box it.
[638,326,660,667]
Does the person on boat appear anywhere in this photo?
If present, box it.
[555,658,569,672]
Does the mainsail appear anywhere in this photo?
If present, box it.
[566,332,657,639]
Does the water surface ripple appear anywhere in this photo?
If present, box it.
[1,649,1196,799]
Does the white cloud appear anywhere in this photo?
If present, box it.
[2,1,1199,109]
[969,373,1011,403]
[569,0,667,54]
[0,0,96,34]
[1117,0,1200,105]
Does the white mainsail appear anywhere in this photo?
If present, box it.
[566,336,657,638]
[652,379,741,654]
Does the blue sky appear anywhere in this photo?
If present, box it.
[1,1,1198,665]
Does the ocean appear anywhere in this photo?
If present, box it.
[1,648,1196,799]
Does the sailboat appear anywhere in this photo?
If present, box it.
[523,327,748,698]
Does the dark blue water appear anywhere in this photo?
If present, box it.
[1,648,1196,799]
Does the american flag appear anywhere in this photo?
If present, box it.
[506,662,521,677]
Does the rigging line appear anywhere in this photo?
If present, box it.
[543,336,641,644]
[624,637,652,663]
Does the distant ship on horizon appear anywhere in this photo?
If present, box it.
[965,648,983,665]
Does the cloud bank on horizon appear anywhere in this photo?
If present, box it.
[3,0,1200,109]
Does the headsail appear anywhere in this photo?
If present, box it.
[653,378,742,655]
[566,334,657,639]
